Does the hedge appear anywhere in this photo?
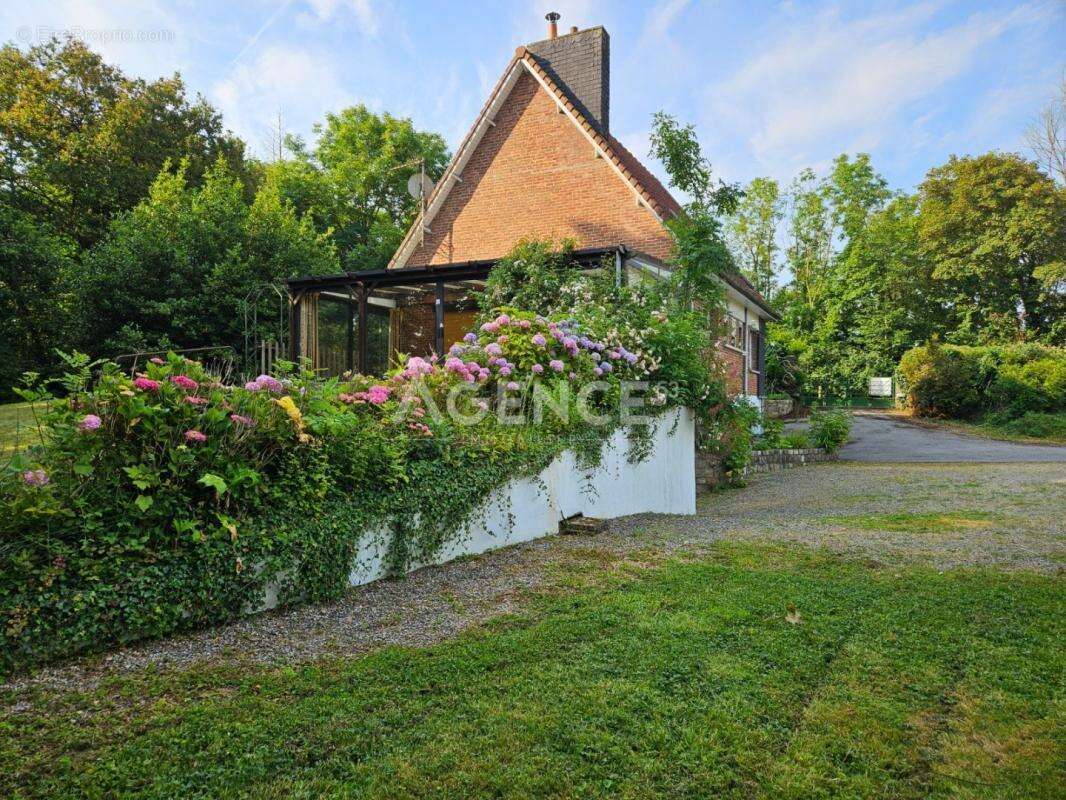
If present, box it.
[897,341,1066,419]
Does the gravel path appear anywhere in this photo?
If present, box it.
[5,460,1063,695]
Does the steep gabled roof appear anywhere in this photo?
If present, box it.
[387,47,683,270]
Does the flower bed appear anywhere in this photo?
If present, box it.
[2,304,702,671]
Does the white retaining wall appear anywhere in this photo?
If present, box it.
[348,407,696,586]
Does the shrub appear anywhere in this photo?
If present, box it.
[755,417,783,449]
[988,411,1066,440]
[809,409,851,453]
[781,431,811,449]
[898,341,1066,419]
[897,341,981,417]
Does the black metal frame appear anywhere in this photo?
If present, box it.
[286,247,624,373]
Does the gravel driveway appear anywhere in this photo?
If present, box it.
[790,412,1066,462]
[6,458,1063,696]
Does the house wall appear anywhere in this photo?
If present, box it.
[406,71,675,267]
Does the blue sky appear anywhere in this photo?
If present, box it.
[5,1,1064,193]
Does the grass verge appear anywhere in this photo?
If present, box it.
[0,402,44,455]
[2,544,1062,799]
[897,410,1066,445]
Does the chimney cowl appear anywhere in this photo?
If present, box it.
[545,11,560,39]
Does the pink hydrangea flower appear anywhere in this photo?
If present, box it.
[230,414,256,427]
[184,429,207,443]
[22,469,49,487]
[133,377,160,392]
[549,360,564,372]
[78,414,102,432]
[485,343,503,356]
[505,381,520,391]
[496,314,511,326]
[246,374,283,393]
[531,363,544,374]
[170,375,199,391]
[402,356,434,379]
[532,334,547,347]
[594,367,604,377]
[499,366,512,376]
[149,357,166,365]
[518,320,531,330]
[366,385,390,405]
[185,396,208,405]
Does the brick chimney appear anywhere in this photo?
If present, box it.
[527,21,610,134]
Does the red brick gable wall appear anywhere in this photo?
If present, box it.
[405,71,674,267]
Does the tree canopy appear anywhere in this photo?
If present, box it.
[262,105,449,270]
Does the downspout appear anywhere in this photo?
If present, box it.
[742,306,749,396]
[759,317,767,397]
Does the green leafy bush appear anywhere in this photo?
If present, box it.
[755,417,783,449]
[985,411,1066,441]
[809,409,851,452]
[898,341,1066,419]
[781,431,811,449]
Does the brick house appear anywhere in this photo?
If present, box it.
[287,16,777,398]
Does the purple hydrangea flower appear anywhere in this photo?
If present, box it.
[531,334,547,347]
[463,332,477,343]
[22,469,49,487]
[531,363,544,374]
[78,414,102,432]
[549,360,564,372]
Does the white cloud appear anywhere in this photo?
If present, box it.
[300,0,378,36]
[645,0,691,40]
[0,0,189,80]
[211,45,356,155]
[708,1,1053,176]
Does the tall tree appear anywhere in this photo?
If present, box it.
[78,159,338,357]
[0,37,249,248]
[728,177,782,298]
[262,105,449,270]
[784,169,834,325]
[1025,75,1065,184]
[917,152,1065,343]
[0,206,76,398]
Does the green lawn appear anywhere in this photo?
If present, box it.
[0,402,44,455]
[2,545,1061,799]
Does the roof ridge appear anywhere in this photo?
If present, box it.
[387,47,685,269]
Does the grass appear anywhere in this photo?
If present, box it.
[901,410,1066,445]
[824,511,997,534]
[2,544,1062,799]
[0,402,44,455]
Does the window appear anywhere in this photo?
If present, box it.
[748,327,762,373]
[724,315,745,351]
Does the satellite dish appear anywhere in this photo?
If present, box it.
[407,172,434,200]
